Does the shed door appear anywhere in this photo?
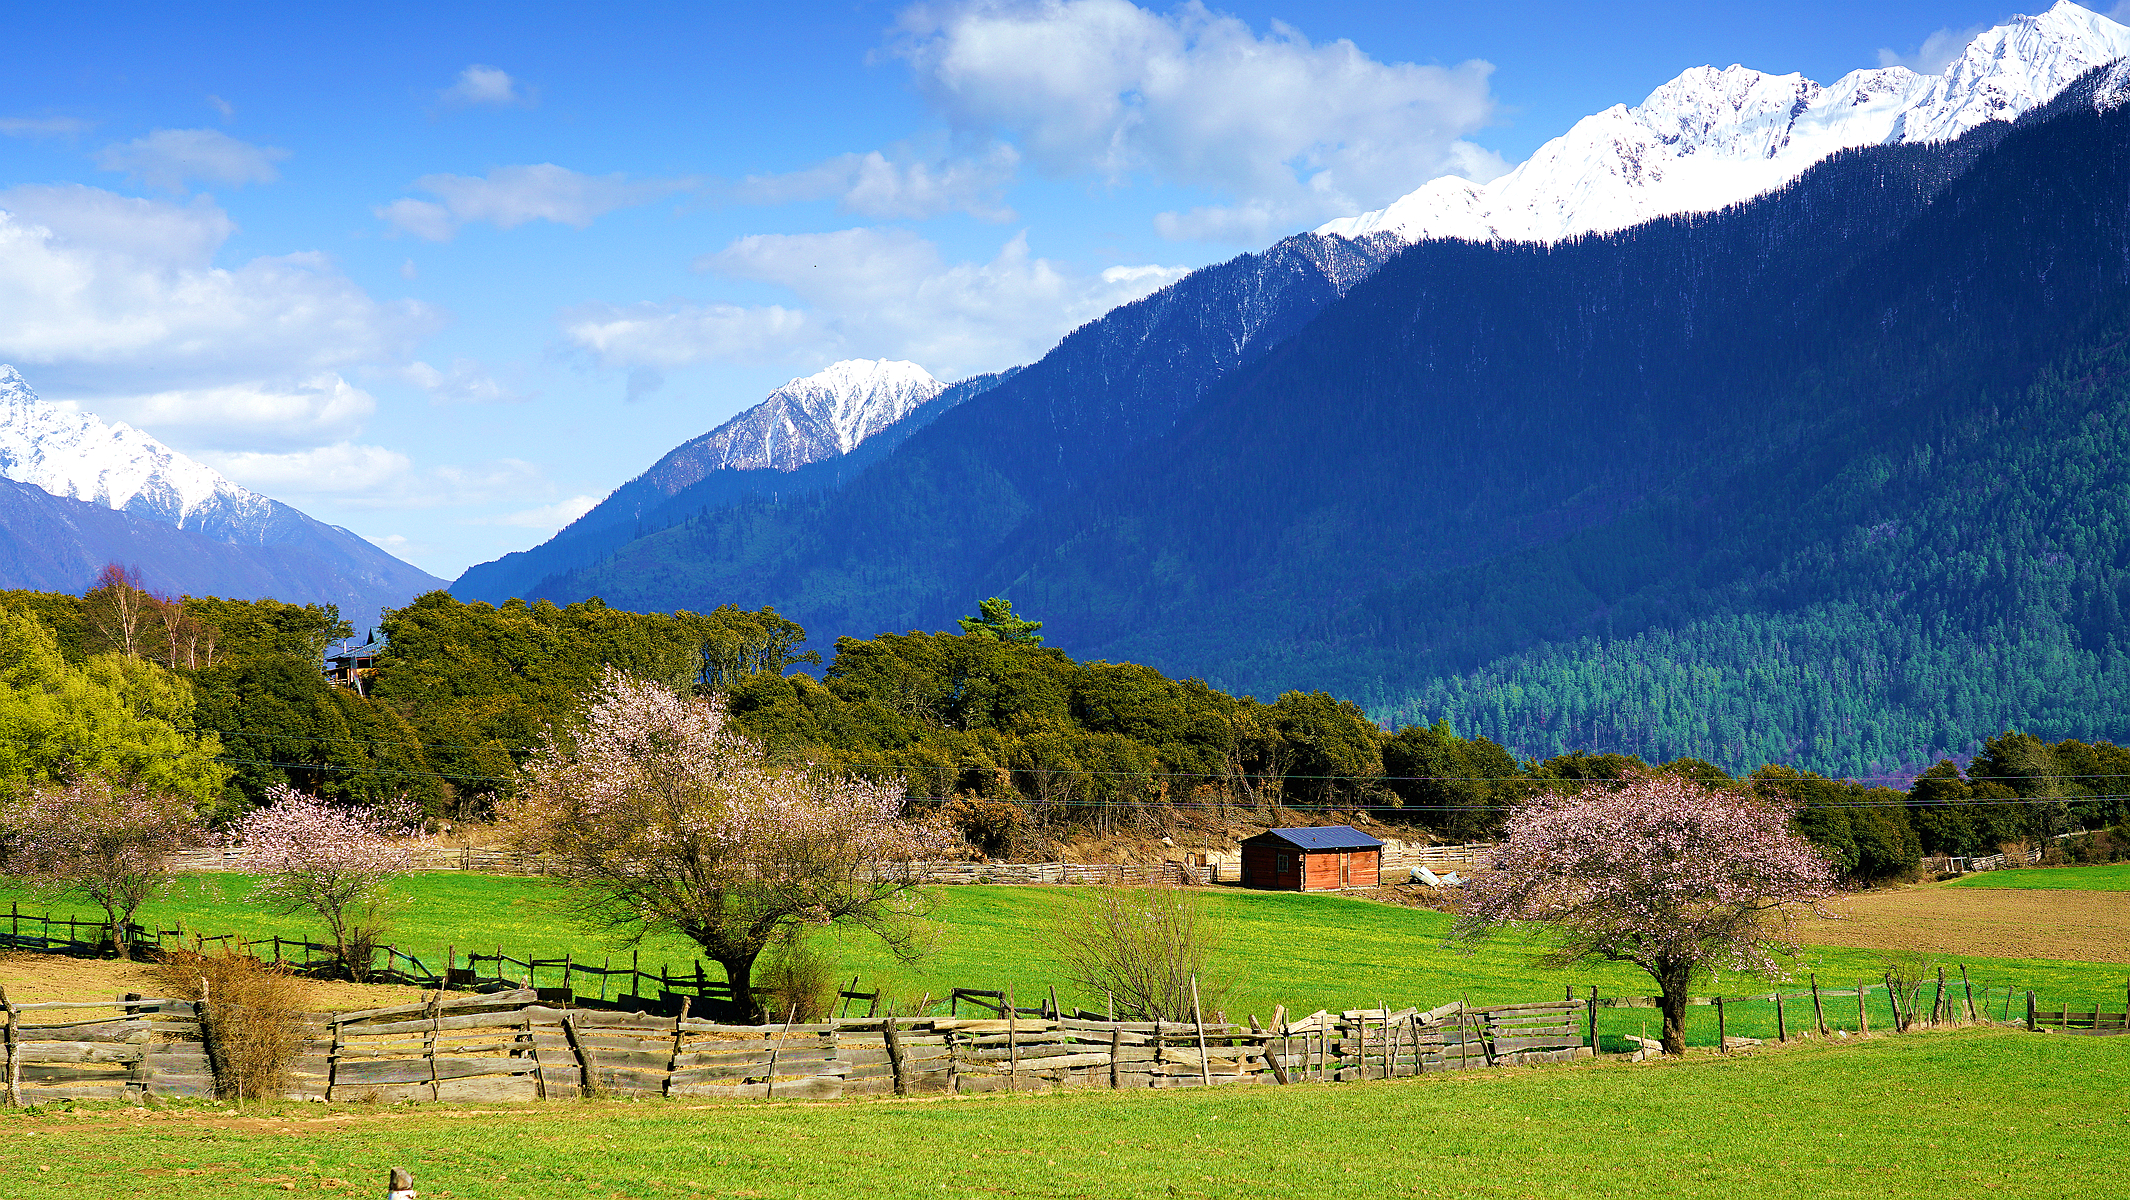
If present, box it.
[1339,850,1350,886]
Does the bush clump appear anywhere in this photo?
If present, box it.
[156,951,308,1101]
[753,939,840,1022]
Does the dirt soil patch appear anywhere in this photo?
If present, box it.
[0,952,448,1008]
[1809,886,2130,963]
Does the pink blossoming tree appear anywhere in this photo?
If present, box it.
[3,779,200,959]
[1453,775,1836,1055]
[229,786,416,980]
[509,669,941,1021]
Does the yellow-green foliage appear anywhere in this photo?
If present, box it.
[0,607,227,805]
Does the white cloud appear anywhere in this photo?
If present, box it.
[441,64,530,108]
[204,442,411,495]
[93,128,288,192]
[481,494,600,529]
[560,302,815,373]
[1877,24,1987,75]
[376,164,692,241]
[0,116,94,139]
[204,442,552,509]
[397,358,522,404]
[0,184,439,445]
[206,95,234,121]
[116,375,379,448]
[893,0,1500,241]
[562,226,1186,381]
[735,143,1021,221]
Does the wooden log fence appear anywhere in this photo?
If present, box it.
[0,989,1595,1105]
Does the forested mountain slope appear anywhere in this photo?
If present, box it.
[513,232,1400,625]
[484,66,2130,780]
[977,67,2130,777]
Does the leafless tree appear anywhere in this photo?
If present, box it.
[83,563,153,659]
[1056,881,1232,1022]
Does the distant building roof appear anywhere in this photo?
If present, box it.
[1243,825,1383,852]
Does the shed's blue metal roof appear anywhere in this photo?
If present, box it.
[1248,825,1383,851]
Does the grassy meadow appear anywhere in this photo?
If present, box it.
[2,873,2124,1049]
[1944,862,2130,891]
[0,1028,2123,1199]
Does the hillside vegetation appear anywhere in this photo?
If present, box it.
[484,73,2130,781]
[6,584,2128,880]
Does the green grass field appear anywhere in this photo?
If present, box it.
[1944,862,2130,891]
[1,1028,2123,1199]
[3,874,2122,1050]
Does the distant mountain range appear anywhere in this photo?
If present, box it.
[0,366,444,620]
[1321,0,2130,243]
[450,5,2130,778]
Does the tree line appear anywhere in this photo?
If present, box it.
[3,579,2123,886]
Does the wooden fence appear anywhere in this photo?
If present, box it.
[0,989,1589,1105]
[0,993,211,1104]
[165,845,1501,886]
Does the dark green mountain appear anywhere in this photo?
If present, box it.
[466,66,2130,779]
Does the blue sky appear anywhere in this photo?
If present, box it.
[0,0,2082,578]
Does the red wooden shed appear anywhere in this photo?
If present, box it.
[1239,826,1383,891]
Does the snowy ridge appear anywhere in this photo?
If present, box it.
[1320,1,2130,244]
[659,359,945,481]
[0,364,275,536]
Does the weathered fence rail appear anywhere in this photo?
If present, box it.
[8,973,2119,1106]
[0,989,1587,1105]
[0,993,209,1105]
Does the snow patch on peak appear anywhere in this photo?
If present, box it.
[776,359,944,456]
[0,364,271,534]
[640,359,949,490]
[1320,2,2130,245]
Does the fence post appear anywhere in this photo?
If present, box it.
[2026,991,2036,1032]
[1775,991,1786,1043]
[1961,966,1976,1023]
[1715,996,1726,1052]
[1006,986,1018,1092]
[882,1018,908,1097]
[1810,974,1826,1036]
[1933,967,1946,1027]
[2,985,16,1106]
[195,978,228,1101]
[327,1016,342,1101]
[1109,1025,1122,1089]
[561,1014,593,1097]
[663,995,691,1097]
[1193,979,1213,1087]
[1857,982,1867,1035]
[1587,986,1599,1053]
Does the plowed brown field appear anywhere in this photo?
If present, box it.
[0,951,440,1006]
[1811,886,2130,962]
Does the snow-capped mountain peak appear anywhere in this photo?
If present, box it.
[658,359,947,482]
[1320,1,2130,245]
[0,365,274,537]
[778,359,945,458]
